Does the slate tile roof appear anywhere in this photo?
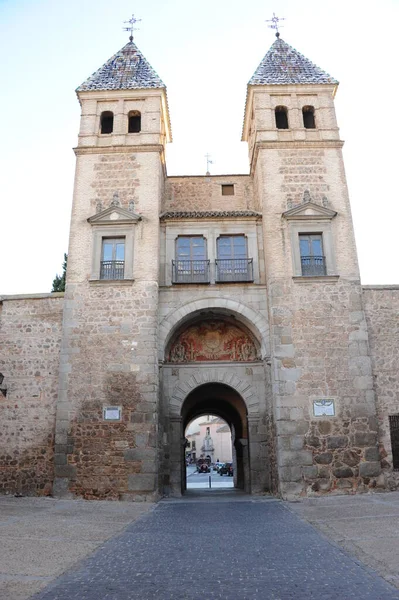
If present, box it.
[77,41,165,92]
[249,37,338,85]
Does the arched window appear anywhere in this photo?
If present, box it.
[275,106,289,129]
[128,111,141,133]
[100,111,114,134]
[303,106,316,129]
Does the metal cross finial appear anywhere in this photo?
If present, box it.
[205,153,214,176]
[123,14,141,42]
[266,12,285,38]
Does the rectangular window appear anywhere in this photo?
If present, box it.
[389,415,399,470]
[216,235,253,282]
[221,184,234,196]
[173,236,209,283]
[100,238,125,280]
[299,234,326,276]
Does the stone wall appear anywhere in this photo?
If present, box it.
[0,294,63,495]
[54,147,164,501]
[163,176,257,212]
[255,138,381,499]
[363,286,399,489]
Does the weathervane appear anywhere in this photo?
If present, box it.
[123,14,141,42]
[266,13,285,38]
[205,153,214,176]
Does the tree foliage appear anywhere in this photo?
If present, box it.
[51,253,67,292]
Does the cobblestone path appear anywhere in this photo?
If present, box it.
[32,498,399,600]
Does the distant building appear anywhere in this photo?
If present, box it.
[186,416,232,463]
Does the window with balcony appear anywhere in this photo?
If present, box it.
[172,236,209,283]
[100,238,125,280]
[216,235,253,282]
[299,234,326,276]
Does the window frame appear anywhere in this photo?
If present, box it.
[302,106,316,129]
[289,222,336,278]
[100,111,114,134]
[128,111,141,133]
[221,184,235,196]
[100,237,126,280]
[90,226,134,281]
[216,234,248,260]
[275,106,289,130]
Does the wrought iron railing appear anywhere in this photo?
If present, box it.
[172,260,210,284]
[300,256,326,277]
[215,258,254,282]
[100,260,125,280]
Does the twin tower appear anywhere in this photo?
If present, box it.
[11,32,392,500]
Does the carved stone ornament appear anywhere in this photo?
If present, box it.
[168,320,259,363]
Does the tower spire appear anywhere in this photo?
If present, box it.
[123,14,141,42]
[265,12,285,38]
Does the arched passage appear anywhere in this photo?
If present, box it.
[180,383,249,493]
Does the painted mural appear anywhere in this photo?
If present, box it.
[168,320,259,363]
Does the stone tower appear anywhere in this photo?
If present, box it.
[243,35,381,498]
[53,39,171,499]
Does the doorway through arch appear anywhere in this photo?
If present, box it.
[179,383,250,494]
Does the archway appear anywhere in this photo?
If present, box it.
[180,383,250,494]
[160,310,274,497]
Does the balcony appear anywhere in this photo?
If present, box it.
[300,256,326,277]
[215,258,254,283]
[172,260,210,284]
[100,260,125,280]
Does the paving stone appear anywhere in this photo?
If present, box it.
[32,499,399,600]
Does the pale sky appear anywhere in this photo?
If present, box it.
[1,0,398,294]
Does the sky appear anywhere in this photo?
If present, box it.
[1,0,398,295]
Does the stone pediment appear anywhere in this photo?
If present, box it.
[87,205,142,225]
[283,202,337,221]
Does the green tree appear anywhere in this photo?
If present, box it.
[51,253,67,292]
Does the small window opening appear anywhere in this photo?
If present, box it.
[128,111,141,133]
[100,111,114,134]
[303,106,316,129]
[275,106,289,129]
[389,415,399,470]
[221,184,234,196]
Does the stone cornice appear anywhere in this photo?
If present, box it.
[74,144,165,156]
[160,210,262,221]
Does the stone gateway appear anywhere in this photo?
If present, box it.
[1,32,399,501]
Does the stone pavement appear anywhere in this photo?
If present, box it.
[0,496,153,600]
[2,492,399,599]
[288,491,399,591]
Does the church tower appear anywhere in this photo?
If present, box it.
[243,33,381,498]
[53,33,171,499]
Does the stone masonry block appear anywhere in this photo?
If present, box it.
[128,474,155,491]
[353,432,377,447]
[327,436,348,449]
[359,461,382,478]
[278,450,313,467]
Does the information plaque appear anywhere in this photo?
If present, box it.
[103,406,122,421]
[313,399,335,417]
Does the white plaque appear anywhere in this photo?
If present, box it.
[313,399,335,417]
[103,406,122,421]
